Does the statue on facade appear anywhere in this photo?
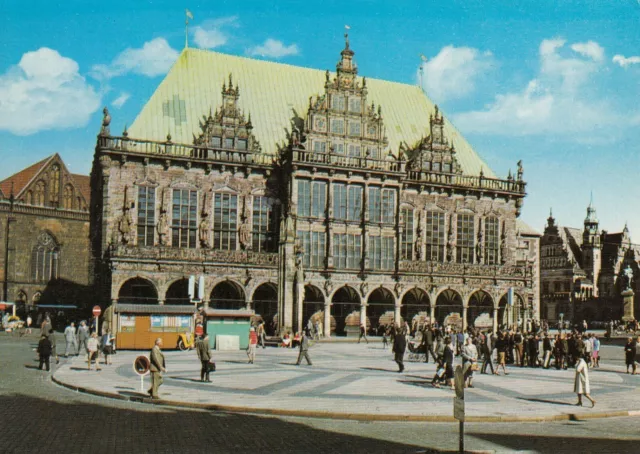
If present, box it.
[446,222,455,263]
[199,214,210,248]
[118,207,133,245]
[100,107,111,136]
[239,220,252,250]
[500,234,508,264]
[517,160,524,181]
[415,219,423,260]
[622,265,633,291]
[476,229,484,263]
[157,210,169,245]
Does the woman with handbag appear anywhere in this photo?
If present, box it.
[461,336,478,388]
[102,329,114,365]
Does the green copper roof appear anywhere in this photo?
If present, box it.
[128,48,496,177]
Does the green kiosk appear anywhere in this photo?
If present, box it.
[202,308,254,350]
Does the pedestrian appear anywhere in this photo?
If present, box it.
[461,336,478,388]
[295,330,312,366]
[40,316,50,337]
[37,334,52,371]
[514,329,524,366]
[583,334,593,365]
[424,325,436,364]
[87,332,101,370]
[442,337,456,390]
[480,335,496,375]
[247,327,258,364]
[393,326,407,373]
[63,322,78,357]
[102,329,114,365]
[382,327,389,349]
[495,332,509,375]
[574,357,596,407]
[26,315,33,334]
[257,321,266,349]
[49,328,60,365]
[358,324,368,344]
[542,333,552,369]
[148,338,166,399]
[196,334,212,382]
[77,321,89,357]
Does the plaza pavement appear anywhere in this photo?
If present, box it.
[53,341,640,422]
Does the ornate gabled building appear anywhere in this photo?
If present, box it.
[541,201,640,323]
[91,36,538,337]
[0,154,91,310]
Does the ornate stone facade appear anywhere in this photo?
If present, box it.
[91,37,537,336]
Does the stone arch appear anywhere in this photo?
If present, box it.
[401,287,431,333]
[366,286,395,333]
[467,289,494,330]
[118,277,159,304]
[252,282,278,330]
[331,285,361,336]
[303,284,328,334]
[435,288,464,329]
[165,278,192,305]
[210,280,246,310]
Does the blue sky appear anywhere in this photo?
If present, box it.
[1,0,639,237]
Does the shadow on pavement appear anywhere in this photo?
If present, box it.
[516,397,575,406]
[0,393,428,454]
[469,432,639,454]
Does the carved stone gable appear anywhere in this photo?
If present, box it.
[193,74,261,153]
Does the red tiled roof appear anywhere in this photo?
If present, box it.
[0,155,54,197]
[71,174,91,203]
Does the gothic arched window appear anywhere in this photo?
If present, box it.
[31,232,60,283]
[25,190,33,205]
[34,181,46,206]
[49,165,60,207]
[63,184,74,210]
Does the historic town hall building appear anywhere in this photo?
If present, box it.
[91,36,539,336]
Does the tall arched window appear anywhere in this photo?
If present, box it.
[34,181,46,206]
[31,232,60,283]
[484,217,499,265]
[25,191,33,205]
[49,165,60,207]
[63,184,74,210]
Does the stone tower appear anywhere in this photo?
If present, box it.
[581,194,601,297]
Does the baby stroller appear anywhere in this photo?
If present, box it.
[407,339,426,362]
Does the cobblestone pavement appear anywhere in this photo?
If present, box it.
[54,336,640,421]
[1,333,639,454]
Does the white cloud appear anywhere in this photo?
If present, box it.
[91,38,179,80]
[453,38,628,141]
[613,54,640,68]
[248,39,299,59]
[112,92,130,108]
[0,47,101,135]
[418,45,494,102]
[193,16,238,49]
[570,40,605,62]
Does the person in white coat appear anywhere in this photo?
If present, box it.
[574,357,595,407]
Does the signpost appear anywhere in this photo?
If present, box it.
[454,365,465,453]
[133,356,151,393]
[92,305,101,335]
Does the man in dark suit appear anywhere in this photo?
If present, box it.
[37,334,52,371]
[295,330,313,365]
[393,326,407,372]
[196,334,212,382]
[424,325,436,363]
[480,335,496,374]
[148,338,166,399]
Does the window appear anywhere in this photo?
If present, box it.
[297,180,326,218]
[333,183,347,220]
[425,211,445,262]
[331,94,345,111]
[366,146,380,160]
[347,144,361,157]
[333,233,362,269]
[63,184,74,210]
[432,162,441,172]
[171,189,198,248]
[456,214,475,263]
[31,232,59,283]
[347,186,363,221]
[443,163,452,173]
[137,186,156,246]
[25,191,33,205]
[237,139,247,150]
[349,98,361,113]
[330,119,345,134]
[349,122,361,137]
[368,187,381,222]
[298,231,326,268]
[382,189,395,223]
[49,165,60,207]
[211,136,222,148]
[332,142,345,154]
[252,196,278,252]
[313,141,327,153]
[401,208,414,260]
[224,138,234,149]
[368,236,394,270]
[484,217,499,265]
[213,193,237,250]
[34,181,46,206]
